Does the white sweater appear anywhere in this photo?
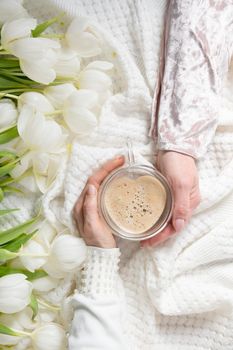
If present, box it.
[2,0,233,349]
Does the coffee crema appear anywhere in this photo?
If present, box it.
[104,175,167,234]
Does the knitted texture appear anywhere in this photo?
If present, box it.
[1,0,233,349]
[78,247,121,296]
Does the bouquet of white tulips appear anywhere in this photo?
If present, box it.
[0,0,114,348]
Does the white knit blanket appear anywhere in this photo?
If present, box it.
[3,0,233,348]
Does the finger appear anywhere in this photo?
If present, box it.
[88,155,125,188]
[140,224,175,247]
[83,184,99,226]
[172,182,191,232]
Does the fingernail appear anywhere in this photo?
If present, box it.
[87,184,96,195]
[175,219,185,232]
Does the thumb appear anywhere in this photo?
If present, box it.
[172,183,190,232]
[83,184,99,223]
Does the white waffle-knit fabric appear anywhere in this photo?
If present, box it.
[1,0,233,349]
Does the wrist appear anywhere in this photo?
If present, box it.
[77,246,121,296]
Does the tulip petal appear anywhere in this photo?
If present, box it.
[20,240,48,272]
[64,106,97,134]
[0,0,29,25]
[0,99,18,129]
[20,59,57,84]
[32,276,58,292]
[18,106,66,152]
[65,18,101,57]
[44,83,77,109]
[79,69,112,93]
[85,60,113,71]
[32,323,67,350]
[65,89,98,109]
[18,92,54,114]
[1,18,37,49]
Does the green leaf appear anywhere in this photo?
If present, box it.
[0,58,20,68]
[2,231,37,252]
[0,125,19,144]
[2,185,23,195]
[0,216,39,245]
[0,176,15,186]
[0,248,17,261]
[29,294,38,320]
[0,324,21,337]
[31,16,61,37]
[0,209,18,216]
[0,159,18,177]
[0,188,4,202]
[0,76,26,89]
[0,150,17,163]
[0,266,47,280]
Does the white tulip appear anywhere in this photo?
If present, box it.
[32,276,59,292]
[65,17,101,57]
[0,98,18,129]
[55,46,80,78]
[44,235,86,276]
[1,17,37,50]
[79,60,113,92]
[0,274,32,313]
[10,38,60,84]
[78,60,113,105]
[0,313,23,345]
[0,0,29,26]
[63,89,98,134]
[19,240,48,272]
[31,323,67,350]
[17,106,66,153]
[44,83,77,109]
[18,92,54,114]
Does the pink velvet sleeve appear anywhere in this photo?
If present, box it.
[151,0,233,159]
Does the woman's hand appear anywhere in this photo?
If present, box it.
[141,151,201,247]
[73,156,125,249]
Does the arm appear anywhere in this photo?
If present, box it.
[144,0,232,246]
[69,157,129,350]
[153,0,231,159]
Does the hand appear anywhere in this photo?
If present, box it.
[73,156,125,249]
[141,150,201,247]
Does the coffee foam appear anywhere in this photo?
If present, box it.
[104,175,167,234]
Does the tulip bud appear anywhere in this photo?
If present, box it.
[32,323,67,350]
[18,92,54,114]
[44,234,86,278]
[0,0,29,26]
[44,83,77,109]
[19,240,48,272]
[0,274,32,313]
[0,99,18,129]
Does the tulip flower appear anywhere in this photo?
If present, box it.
[44,234,86,278]
[18,92,54,114]
[44,83,77,109]
[55,46,81,78]
[0,98,18,129]
[0,0,29,26]
[31,323,67,350]
[1,17,37,50]
[19,240,48,272]
[1,18,60,84]
[32,276,59,292]
[65,17,102,57]
[63,89,99,135]
[0,274,32,313]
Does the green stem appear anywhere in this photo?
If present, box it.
[45,109,63,116]
[0,93,19,100]
[37,298,60,311]
[10,328,31,337]
[40,33,65,39]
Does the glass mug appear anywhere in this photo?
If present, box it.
[98,142,174,241]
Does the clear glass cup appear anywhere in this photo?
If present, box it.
[98,142,174,241]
